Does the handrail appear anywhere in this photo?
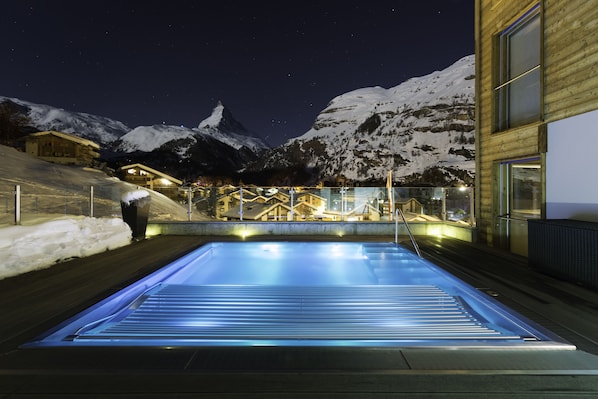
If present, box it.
[496,213,536,222]
[395,208,422,258]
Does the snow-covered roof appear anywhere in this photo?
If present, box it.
[120,163,183,185]
[221,202,292,220]
[28,130,100,149]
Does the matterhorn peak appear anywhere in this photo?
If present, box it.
[198,101,248,133]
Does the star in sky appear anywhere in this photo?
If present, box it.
[3,1,474,146]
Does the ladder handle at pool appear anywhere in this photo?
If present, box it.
[395,208,422,258]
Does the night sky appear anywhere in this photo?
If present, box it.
[3,1,474,146]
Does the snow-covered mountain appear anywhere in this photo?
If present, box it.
[198,101,267,151]
[0,96,268,154]
[113,101,268,154]
[3,55,475,185]
[105,102,269,179]
[252,55,475,185]
[1,95,270,180]
[0,96,130,145]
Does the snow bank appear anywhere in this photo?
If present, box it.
[0,217,132,280]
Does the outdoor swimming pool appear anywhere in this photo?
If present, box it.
[25,241,572,348]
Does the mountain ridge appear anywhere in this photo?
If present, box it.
[2,54,475,185]
[248,55,475,185]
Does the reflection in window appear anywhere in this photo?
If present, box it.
[511,161,541,218]
[495,4,541,131]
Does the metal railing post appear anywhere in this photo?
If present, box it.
[340,187,346,221]
[469,187,476,226]
[289,188,294,221]
[14,185,21,225]
[187,187,192,221]
[239,187,243,221]
[90,185,94,217]
[395,211,398,244]
[441,187,447,221]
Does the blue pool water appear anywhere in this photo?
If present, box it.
[25,242,572,348]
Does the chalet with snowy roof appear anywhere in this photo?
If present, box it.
[120,163,183,201]
[395,198,423,215]
[213,187,257,219]
[347,202,382,221]
[211,187,331,221]
[25,130,100,167]
[296,191,327,209]
[292,200,324,221]
[221,202,292,221]
[213,187,292,219]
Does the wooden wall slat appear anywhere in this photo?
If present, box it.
[476,0,598,246]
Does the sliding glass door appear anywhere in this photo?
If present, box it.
[496,158,542,255]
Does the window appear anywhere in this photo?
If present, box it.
[495,5,541,131]
[496,157,542,253]
[498,157,542,218]
[510,160,542,218]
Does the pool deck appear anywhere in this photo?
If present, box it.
[2,234,598,397]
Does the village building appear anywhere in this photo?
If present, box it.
[395,198,423,215]
[296,191,327,210]
[292,201,322,221]
[213,187,259,219]
[221,202,292,221]
[210,186,431,222]
[120,163,183,202]
[346,202,382,221]
[475,0,598,256]
[25,131,100,167]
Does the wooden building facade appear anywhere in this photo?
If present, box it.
[120,163,183,201]
[25,131,100,166]
[475,0,598,255]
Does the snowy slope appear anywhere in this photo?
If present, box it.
[0,96,130,145]
[256,55,476,185]
[114,124,199,154]
[0,144,204,223]
[0,143,214,279]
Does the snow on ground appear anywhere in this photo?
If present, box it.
[0,144,212,280]
[0,215,132,280]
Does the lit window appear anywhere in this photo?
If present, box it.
[495,4,541,131]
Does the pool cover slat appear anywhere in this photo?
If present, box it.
[74,285,524,342]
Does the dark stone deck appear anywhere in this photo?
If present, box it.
[2,235,598,397]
